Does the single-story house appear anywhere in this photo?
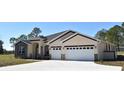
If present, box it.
[15,30,117,61]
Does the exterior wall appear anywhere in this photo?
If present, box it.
[49,34,116,61]
[15,38,50,59]
[28,39,47,59]
[50,35,97,47]
[97,41,117,60]
[49,34,98,60]
[27,44,33,58]
[103,52,116,60]
[15,42,28,58]
[15,32,117,61]
[63,35,97,46]
[97,42,106,60]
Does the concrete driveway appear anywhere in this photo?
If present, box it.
[0,60,121,71]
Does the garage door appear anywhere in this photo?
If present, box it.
[65,46,94,61]
[50,47,61,60]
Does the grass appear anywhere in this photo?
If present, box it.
[117,51,124,56]
[95,61,124,71]
[95,61,124,67]
[95,51,124,71]
[0,54,34,67]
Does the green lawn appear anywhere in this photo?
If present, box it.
[117,51,124,56]
[0,54,34,67]
[95,51,124,71]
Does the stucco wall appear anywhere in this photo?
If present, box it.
[28,39,47,58]
[63,35,97,45]
[103,52,116,60]
[49,34,98,60]
[15,42,28,58]
[50,35,97,46]
[63,35,98,54]
[97,42,105,60]
[27,44,33,58]
[97,41,117,60]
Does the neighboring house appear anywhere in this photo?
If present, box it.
[117,46,124,51]
[15,30,117,61]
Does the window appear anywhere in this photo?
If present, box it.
[58,48,61,50]
[53,48,55,50]
[80,47,82,49]
[19,46,25,54]
[56,48,58,50]
[87,47,89,49]
[91,47,93,49]
[70,48,72,50]
[67,48,69,50]
[73,48,75,50]
[83,47,86,49]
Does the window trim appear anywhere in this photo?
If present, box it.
[19,46,25,54]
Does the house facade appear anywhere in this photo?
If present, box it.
[15,30,117,61]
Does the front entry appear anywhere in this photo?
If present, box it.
[33,43,39,59]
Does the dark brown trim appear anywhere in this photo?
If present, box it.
[49,31,74,44]
[78,34,97,41]
[30,39,40,41]
[63,34,97,43]
[51,46,62,48]
[104,51,115,52]
[15,41,30,45]
[64,45,95,47]
[63,34,77,43]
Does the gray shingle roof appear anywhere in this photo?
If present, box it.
[16,30,98,45]
[60,31,76,41]
[45,31,67,42]
[22,40,32,44]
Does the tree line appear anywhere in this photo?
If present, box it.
[1,23,124,54]
[10,27,42,48]
[95,23,124,51]
[0,27,42,54]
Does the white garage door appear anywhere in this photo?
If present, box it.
[50,47,61,60]
[65,46,94,61]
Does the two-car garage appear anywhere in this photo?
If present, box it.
[49,32,98,61]
[65,46,95,61]
[50,45,95,61]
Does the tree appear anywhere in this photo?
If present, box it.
[28,32,34,39]
[106,25,124,51]
[17,34,27,41]
[95,29,107,41]
[32,27,41,37]
[10,37,16,47]
[27,27,42,39]
[0,40,4,54]
[122,22,124,27]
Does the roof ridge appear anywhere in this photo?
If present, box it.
[45,30,67,37]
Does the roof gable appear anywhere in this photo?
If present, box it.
[46,30,98,44]
[62,33,98,43]
[46,31,66,42]
[15,40,31,45]
[48,30,76,44]
[15,30,99,45]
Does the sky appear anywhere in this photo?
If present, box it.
[0,22,122,50]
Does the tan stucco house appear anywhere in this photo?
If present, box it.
[15,30,117,61]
